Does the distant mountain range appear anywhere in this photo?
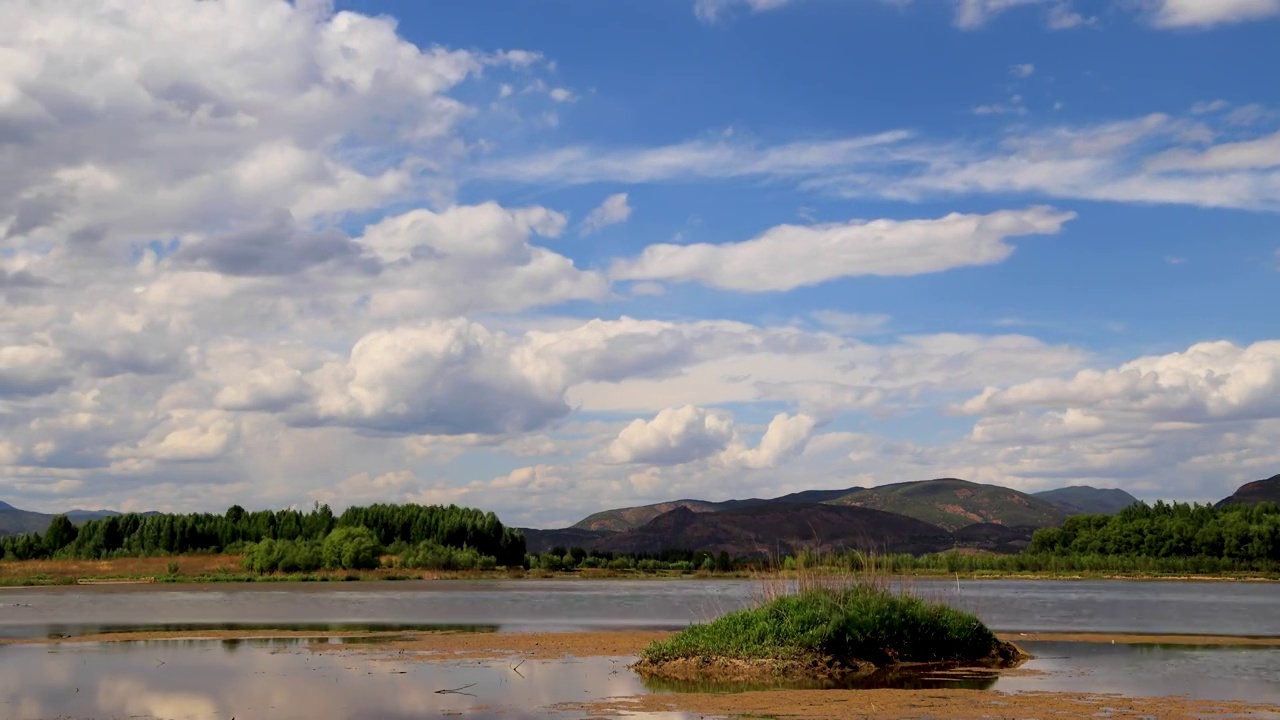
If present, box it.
[529,477,1280,558]
[827,478,1069,531]
[568,503,956,557]
[0,503,144,537]
[1033,486,1140,515]
[4,475,1275,557]
[0,501,51,536]
[570,478,1082,535]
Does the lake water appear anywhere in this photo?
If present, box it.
[2,579,1280,718]
[2,637,1279,719]
[2,578,1279,638]
[0,637,687,720]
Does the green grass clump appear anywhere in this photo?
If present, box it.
[642,584,1002,667]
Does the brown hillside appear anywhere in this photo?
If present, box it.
[570,500,723,532]
[583,503,955,558]
[1215,474,1280,507]
[827,478,1067,531]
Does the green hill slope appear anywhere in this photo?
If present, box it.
[826,478,1067,531]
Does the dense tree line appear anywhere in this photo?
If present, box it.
[8,498,1279,576]
[336,503,524,566]
[527,547,733,573]
[397,541,498,571]
[1028,501,1280,564]
[0,503,525,567]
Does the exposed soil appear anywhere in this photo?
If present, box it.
[631,638,1028,684]
[630,654,878,684]
[307,629,675,660]
[558,689,1280,719]
[0,628,676,657]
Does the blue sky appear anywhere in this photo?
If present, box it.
[413,0,1279,351]
[1,0,1279,526]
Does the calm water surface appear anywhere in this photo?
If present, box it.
[0,637,684,720]
[2,638,1279,719]
[2,578,1280,638]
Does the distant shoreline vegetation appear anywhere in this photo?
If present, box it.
[2,500,1278,581]
[0,503,527,571]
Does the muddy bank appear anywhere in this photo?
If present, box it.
[9,628,1280,652]
[309,629,675,659]
[558,689,1280,719]
[631,639,1027,684]
[0,628,675,657]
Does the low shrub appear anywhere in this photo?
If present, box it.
[321,526,382,570]
[641,583,1009,668]
[242,539,324,573]
[398,541,497,571]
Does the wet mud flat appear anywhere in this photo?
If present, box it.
[3,630,1280,719]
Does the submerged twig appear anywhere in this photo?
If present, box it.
[434,683,477,696]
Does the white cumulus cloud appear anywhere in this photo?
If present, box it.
[604,404,817,469]
[579,193,633,236]
[606,405,738,464]
[1147,0,1280,28]
[959,340,1280,424]
[610,207,1075,291]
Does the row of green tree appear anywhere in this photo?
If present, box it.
[1027,501,1280,563]
[778,549,1279,575]
[7,499,1278,574]
[526,548,733,573]
[0,503,526,566]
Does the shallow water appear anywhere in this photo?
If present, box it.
[3,578,1279,638]
[0,638,685,720]
[1006,641,1280,704]
[1,637,1278,719]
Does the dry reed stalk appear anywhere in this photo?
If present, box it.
[746,548,928,609]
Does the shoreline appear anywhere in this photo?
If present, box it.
[3,565,1279,588]
[7,628,1280,650]
[3,553,1280,586]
